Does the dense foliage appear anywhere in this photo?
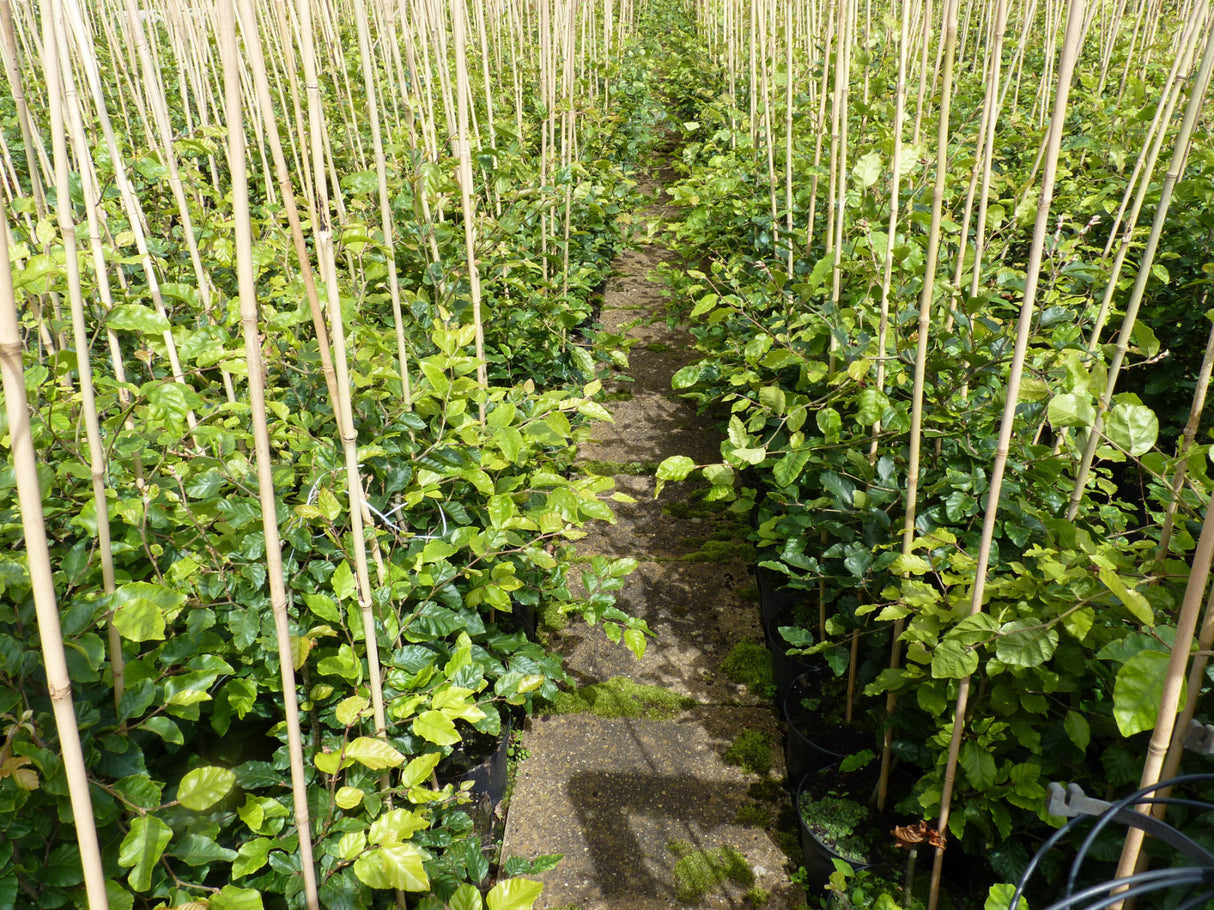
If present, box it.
[0,3,679,907]
[650,0,1214,901]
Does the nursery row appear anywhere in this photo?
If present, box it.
[649,0,1214,906]
[0,0,678,906]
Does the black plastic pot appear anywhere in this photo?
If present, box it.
[756,564,802,639]
[796,772,876,890]
[438,718,514,807]
[782,671,842,783]
[766,624,815,700]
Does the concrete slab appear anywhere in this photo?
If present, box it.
[501,711,800,910]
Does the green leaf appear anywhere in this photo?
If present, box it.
[232,837,273,878]
[672,364,702,389]
[656,456,696,482]
[1064,711,1091,752]
[119,816,172,891]
[624,627,647,660]
[773,450,811,488]
[995,619,1058,668]
[853,151,883,188]
[1048,392,1096,428]
[1104,402,1158,456]
[345,736,407,769]
[960,741,996,790]
[369,808,429,845]
[1113,649,1178,736]
[931,639,979,679]
[400,752,443,788]
[110,582,184,642]
[172,833,238,866]
[332,560,357,601]
[451,884,485,910]
[211,886,265,910]
[354,843,430,891]
[816,407,842,443]
[412,710,461,746]
[855,389,889,426]
[178,766,236,811]
[487,878,545,910]
[985,883,1026,910]
[1098,567,1154,625]
[759,385,787,414]
[107,303,170,334]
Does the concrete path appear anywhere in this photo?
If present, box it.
[500,166,801,910]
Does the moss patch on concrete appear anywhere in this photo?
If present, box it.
[724,729,773,777]
[540,677,696,720]
[722,640,774,698]
[668,841,755,904]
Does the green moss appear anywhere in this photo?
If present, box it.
[540,677,696,720]
[579,459,660,476]
[746,887,770,907]
[599,390,634,402]
[724,730,773,776]
[668,841,755,904]
[681,539,757,563]
[722,640,774,697]
[538,601,570,633]
[645,341,675,352]
[734,804,770,827]
[748,777,784,802]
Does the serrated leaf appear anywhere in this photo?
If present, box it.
[178,766,236,811]
[960,741,996,790]
[995,619,1059,668]
[931,639,979,679]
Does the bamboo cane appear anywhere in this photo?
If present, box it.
[928,4,1085,908]
[218,4,320,905]
[1109,18,1214,884]
[2,20,109,909]
[1065,15,1214,522]
[874,0,915,813]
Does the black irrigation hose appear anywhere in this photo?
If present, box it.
[1065,774,1214,898]
[1011,774,1214,910]
[1040,868,1213,910]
